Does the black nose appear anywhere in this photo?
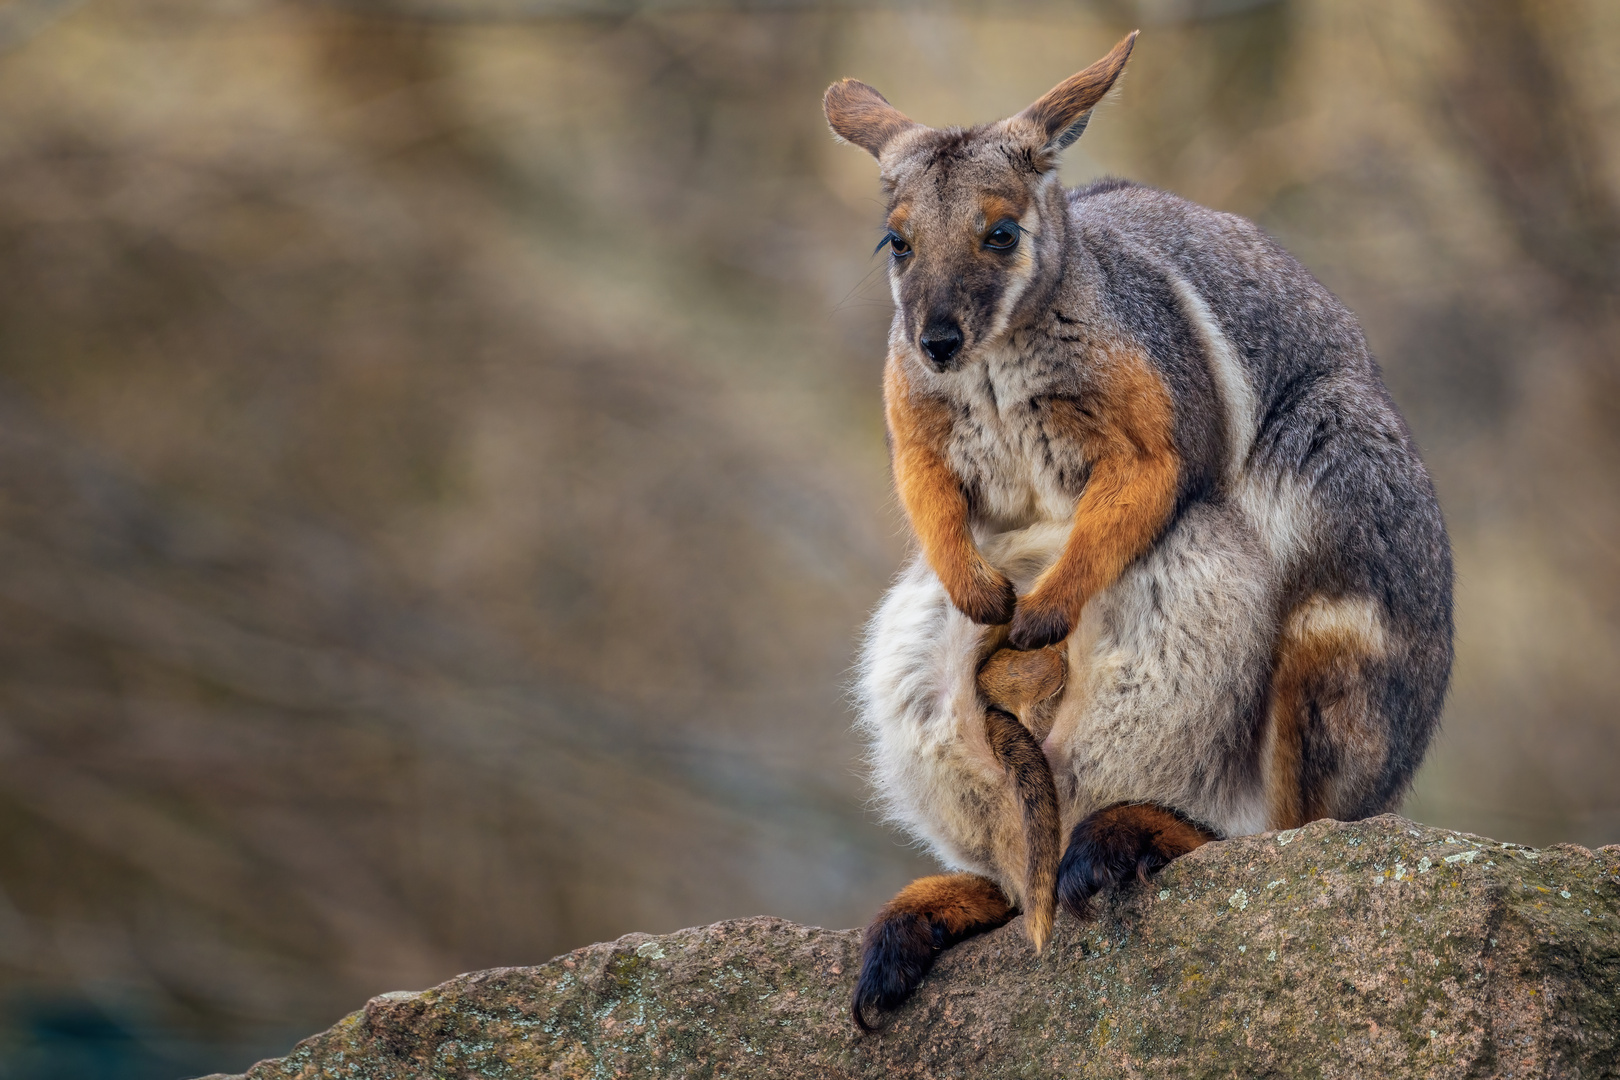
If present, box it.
[920,321,964,367]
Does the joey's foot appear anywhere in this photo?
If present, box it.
[1007,592,1073,649]
[977,646,1066,718]
[950,568,1017,626]
[1057,802,1217,920]
[851,873,1013,1032]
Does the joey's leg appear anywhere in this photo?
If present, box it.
[851,873,1013,1032]
[1057,802,1217,920]
[982,708,1060,950]
[973,648,1065,948]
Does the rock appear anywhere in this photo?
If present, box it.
[214,816,1620,1079]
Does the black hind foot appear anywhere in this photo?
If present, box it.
[850,873,1012,1033]
[1057,802,1217,920]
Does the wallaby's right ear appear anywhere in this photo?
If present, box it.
[824,79,918,159]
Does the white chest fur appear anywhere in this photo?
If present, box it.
[942,346,1080,532]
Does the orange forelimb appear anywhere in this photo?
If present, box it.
[885,362,1016,625]
[1010,349,1180,649]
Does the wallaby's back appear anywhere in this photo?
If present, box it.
[1067,179,1453,816]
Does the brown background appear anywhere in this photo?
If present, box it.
[0,0,1616,1075]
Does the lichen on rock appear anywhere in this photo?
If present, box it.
[212,816,1620,1079]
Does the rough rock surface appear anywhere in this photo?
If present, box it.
[216,817,1620,1079]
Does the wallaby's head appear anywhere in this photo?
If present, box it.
[825,32,1137,371]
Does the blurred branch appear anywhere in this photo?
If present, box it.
[309,0,870,20]
[1432,0,1620,625]
[1437,0,1620,303]
[307,0,1283,22]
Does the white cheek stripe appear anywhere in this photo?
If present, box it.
[1168,272,1256,484]
[980,206,1040,346]
[981,172,1055,347]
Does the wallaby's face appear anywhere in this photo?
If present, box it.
[825,32,1138,370]
[875,129,1050,370]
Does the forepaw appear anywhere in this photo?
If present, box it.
[951,568,1016,626]
[1008,592,1073,650]
[1057,802,1216,920]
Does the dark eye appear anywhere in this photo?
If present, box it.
[883,232,912,258]
[984,221,1020,251]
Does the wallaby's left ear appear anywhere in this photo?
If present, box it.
[1016,30,1139,152]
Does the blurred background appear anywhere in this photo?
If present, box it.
[0,0,1616,1075]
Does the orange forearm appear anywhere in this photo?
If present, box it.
[892,439,972,584]
[1042,447,1178,605]
[886,362,1014,625]
[1009,349,1179,648]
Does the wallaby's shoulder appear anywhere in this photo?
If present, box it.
[1063,178,1378,387]
[1066,178,1297,276]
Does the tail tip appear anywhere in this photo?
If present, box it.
[1027,910,1053,953]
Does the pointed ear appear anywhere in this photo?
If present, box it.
[824,79,919,159]
[1016,30,1139,152]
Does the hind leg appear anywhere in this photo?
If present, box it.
[1265,594,1410,828]
[851,873,1013,1032]
[1056,802,1217,920]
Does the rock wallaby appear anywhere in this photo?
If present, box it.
[825,32,1454,1031]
